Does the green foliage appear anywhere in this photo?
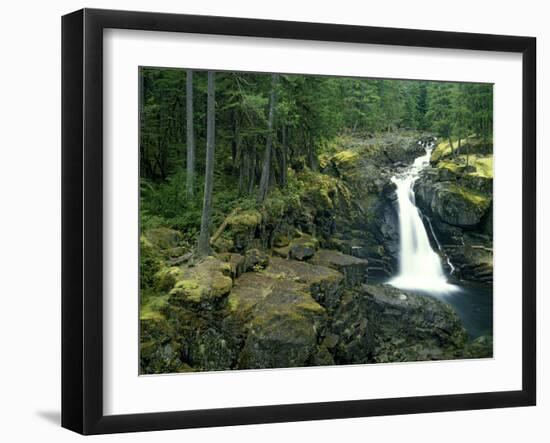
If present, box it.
[140,236,162,289]
[139,67,493,254]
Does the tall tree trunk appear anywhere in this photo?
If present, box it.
[198,71,216,257]
[232,110,241,175]
[281,124,287,187]
[248,143,256,195]
[185,70,195,199]
[257,74,279,203]
[238,147,246,194]
[307,133,316,170]
[448,136,455,157]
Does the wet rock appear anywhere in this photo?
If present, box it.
[415,180,491,227]
[383,136,426,164]
[360,284,468,362]
[447,233,493,284]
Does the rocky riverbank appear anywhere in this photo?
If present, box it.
[139,133,493,374]
[140,133,493,374]
[414,136,493,285]
[140,227,486,373]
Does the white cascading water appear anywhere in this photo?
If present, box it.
[389,143,458,294]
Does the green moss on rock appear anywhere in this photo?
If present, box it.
[140,235,163,289]
[153,266,183,291]
[226,209,262,233]
[143,227,183,250]
[168,258,233,309]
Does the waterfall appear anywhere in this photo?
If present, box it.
[389,143,458,293]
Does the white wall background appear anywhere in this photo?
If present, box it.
[0,0,546,441]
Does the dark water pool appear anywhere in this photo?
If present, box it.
[372,277,493,339]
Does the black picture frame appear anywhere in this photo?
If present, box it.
[61,8,536,435]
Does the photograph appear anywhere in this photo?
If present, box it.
[138,68,494,374]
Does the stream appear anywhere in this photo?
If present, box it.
[386,143,493,339]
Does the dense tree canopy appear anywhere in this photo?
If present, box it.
[139,67,493,243]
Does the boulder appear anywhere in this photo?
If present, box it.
[383,137,425,164]
[463,335,493,359]
[310,249,368,287]
[360,284,468,362]
[446,233,493,284]
[224,209,262,252]
[228,271,327,369]
[140,311,183,374]
[265,256,344,311]
[218,252,246,279]
[329,290,375,364]
[288,234,319,261]
[243,248,270,272]
[143,227,183,250]
[168,257,233,312]
[186,320,242,371]
[415,180,491,227]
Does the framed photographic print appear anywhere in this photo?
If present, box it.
[61,8,536,435]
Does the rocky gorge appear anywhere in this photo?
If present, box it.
[140,133,493,374]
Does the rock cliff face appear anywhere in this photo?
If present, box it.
[414,137,493,285]
[140,233,487,373]
[139,133,493,374]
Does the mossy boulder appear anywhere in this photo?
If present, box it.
[140,235,162,289]
[153,266,184,291]
[415,181,491,227]
[431,137,493,164]
[434,154,493,194]
[265,256,344,311]
[310,249,368,287]
[143,227,183,250]
[228,271,327,369]
[301,169,349,210]
[224,209,262,252]
[327,150,359,175]
[168,258,233,311]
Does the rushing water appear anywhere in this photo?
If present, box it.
[386,143,492,339]
[388,144,458,294]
